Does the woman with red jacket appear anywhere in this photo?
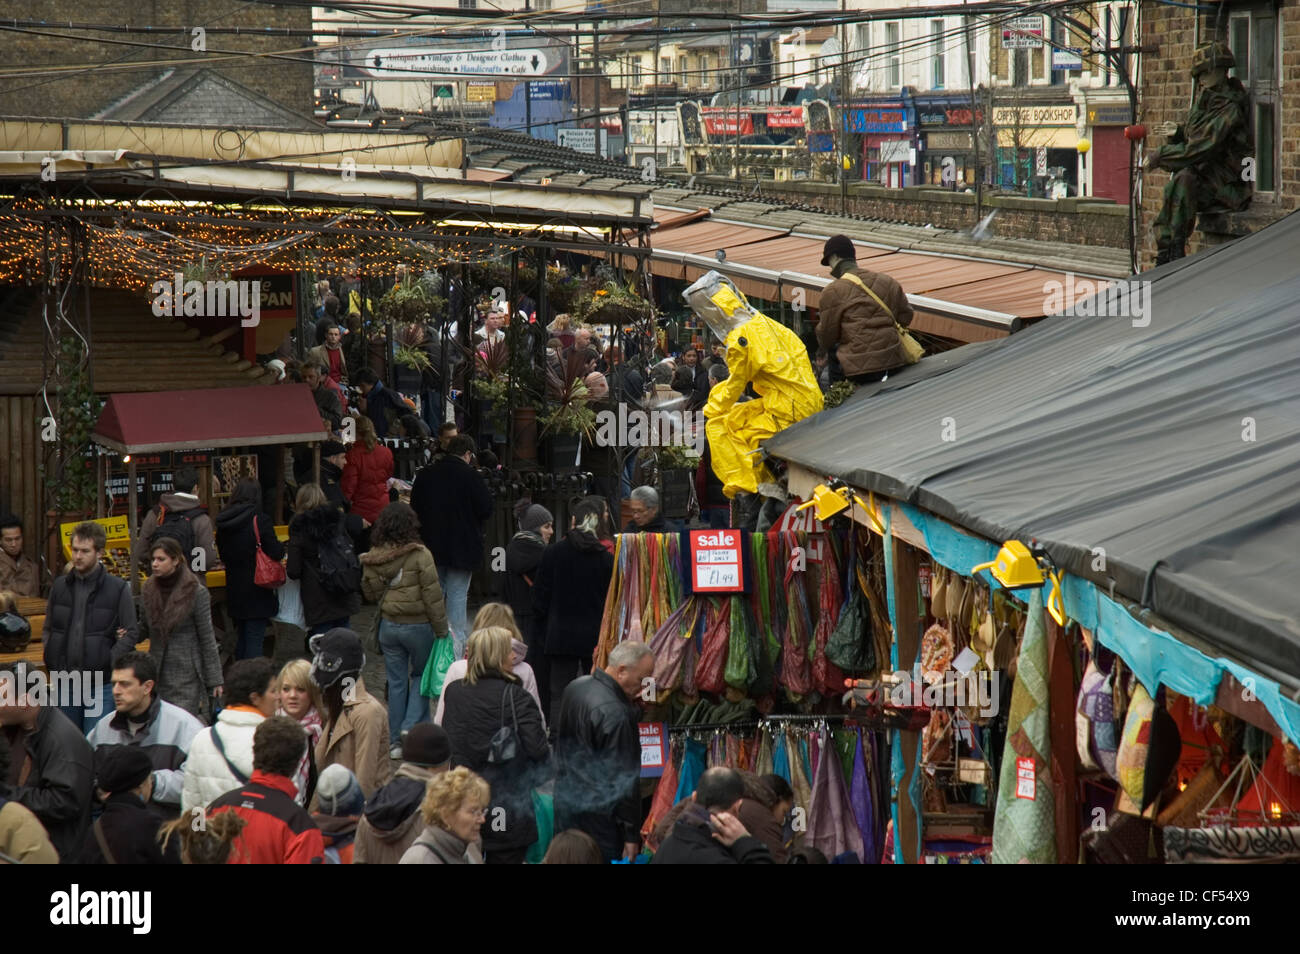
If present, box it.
[341,415,394,524]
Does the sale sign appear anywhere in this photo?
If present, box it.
[690,528,745,593]
[766,107,804,128]
[639,723,668,777]
[701,107,754,137]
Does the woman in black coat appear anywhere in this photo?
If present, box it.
[440,626,549,865]
[215,479,286,660]
[531,498,615,726]
[286,483,364,640]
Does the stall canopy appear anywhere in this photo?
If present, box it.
[767,210,1300,684]
[93,384,326,453]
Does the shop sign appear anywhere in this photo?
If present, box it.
[992,105,1077,126]
[61,516,131,555]
[1001,16,1044,49]
[690,528,745,593]
[879,140,914,164]
[528,81,567,100]
[1086,103,1132,126]
[918,108,948,127]
[701,107,754,136]
[925,131,973,151]
[639,723,668,777]
[233,268,295,319]
[1052,47,1083,70]
[848,107,907,134]
[765,107,804,128]
[364,46,555,79]
[465,83,496,103]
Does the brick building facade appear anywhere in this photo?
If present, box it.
[0,1,313,122]
[1139,0,1299,264]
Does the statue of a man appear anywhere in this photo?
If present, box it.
[1146,42,1253,265]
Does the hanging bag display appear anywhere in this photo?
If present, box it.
[252,517,286,589]
[839,271,924,365]
[826,535,875,674]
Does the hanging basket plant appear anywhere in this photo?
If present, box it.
[42,335,102,514]
[574,281,655,327]
[376,278,442,326]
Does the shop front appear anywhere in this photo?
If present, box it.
[848,97,918,187]
[992,102,1079,196]
[915,96,983,188]
[1080,97,1134,203]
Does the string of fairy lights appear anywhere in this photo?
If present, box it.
[0,198,535,292]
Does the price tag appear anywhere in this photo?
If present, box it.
[1015,757,1036,800]
[639,723,667,777]
[689,529,745,593]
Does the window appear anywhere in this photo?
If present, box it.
[1013,49,1029,86]
[931,20,945,89]
[678,56,688,86]
[660,56,672,83]
[885,22,901,88]
[630,59,642,88]
[458,0,475,8]
[1229,8,1279,193]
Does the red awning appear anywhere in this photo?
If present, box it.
[92,384,326,454]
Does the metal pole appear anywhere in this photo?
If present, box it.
[964,0,983,221]
[525,0,533,136]
[127,457,139,596]
[839,0,848,214]
[594,24,602,156]
[653,0,661,169]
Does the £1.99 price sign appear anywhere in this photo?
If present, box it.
[690,529,745,593]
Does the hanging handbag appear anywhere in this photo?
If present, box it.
[252,517,286,589]
[488,686,520,764]
[839,271,923,365]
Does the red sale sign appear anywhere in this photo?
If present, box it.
[690,529,745,593]
[766,107,805,128]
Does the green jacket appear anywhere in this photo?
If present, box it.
[1154,76,1253,211]
[360,542,449,635]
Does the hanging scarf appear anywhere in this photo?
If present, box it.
[141,566,199,651]
[807,726,865,862]
[782,547,814,700]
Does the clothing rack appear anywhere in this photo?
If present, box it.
[667,714,853,734]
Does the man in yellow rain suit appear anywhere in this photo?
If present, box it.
[684,271,823,526]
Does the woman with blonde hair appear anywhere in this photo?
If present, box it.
[433,603,543,728]
[399,767,490,864]
[341,415,394,524]
[439,627,549,864]
[278,659,325,805]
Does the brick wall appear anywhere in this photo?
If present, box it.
[693,177,1132,248]
[1138,0,1299,264]
[0,0,312,120]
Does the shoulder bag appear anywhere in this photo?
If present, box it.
[840,271,923,365]
[252,517,286,589]
[488,686,520,764]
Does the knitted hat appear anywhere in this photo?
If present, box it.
[401,723,452,767]
[520,504,554,533]
[321,440,348,458]
[315,764,365,816]
[95,746,153,795]
[309,628,364,690]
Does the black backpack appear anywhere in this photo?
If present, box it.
[316,518,361,596]
[152,504,200,562]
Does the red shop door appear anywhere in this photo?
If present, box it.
[1090,126,1131,204]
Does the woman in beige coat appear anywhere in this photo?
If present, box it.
[309,627,393,806]
[360,502,449,759]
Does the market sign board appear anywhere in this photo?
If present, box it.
[363,46,555,79]
[701,107,754,137]
[690,529,745,593]
[1002,16,1044,49]
[993,105,1077,126]
[765,107,804,128]
[639,723,668,777]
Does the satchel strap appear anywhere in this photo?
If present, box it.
[838,271,894,321]
[252,516,263,550]
[93,818,118,865]
[500,685,519,734]
[210,726,250,785]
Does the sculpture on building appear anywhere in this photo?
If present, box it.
[1146,42,1253,265]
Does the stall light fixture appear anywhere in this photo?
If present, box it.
[796,480,884,534]
[972,540,1066,627]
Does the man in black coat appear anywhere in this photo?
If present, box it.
[410,435,493,656]
[504,504,552,667]
[553,640,655,862]
[533,500,614,724]
[0,663,94,862]
[651,767,775,864]
[623,486,679,534]
[44,521,139,732]
[81,745,180,863]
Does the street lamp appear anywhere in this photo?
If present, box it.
[1076,137,1091,197]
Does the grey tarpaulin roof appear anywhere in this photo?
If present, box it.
[767,210,1300,683]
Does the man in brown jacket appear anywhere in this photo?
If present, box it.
[0,516,38,597]
[815,234,914,384]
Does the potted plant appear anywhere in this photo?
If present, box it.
[539,360,597,474]
[473,338,511,444]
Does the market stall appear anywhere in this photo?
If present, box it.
[762,209,1300,863]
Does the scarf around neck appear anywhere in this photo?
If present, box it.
[141,566,198,649]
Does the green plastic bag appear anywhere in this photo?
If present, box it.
[525,789,555,864]
[419,635,457,699]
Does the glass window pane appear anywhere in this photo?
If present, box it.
[1256,19,1275,84]
[1229,18,1250,81]
[1256,102,1275,191]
